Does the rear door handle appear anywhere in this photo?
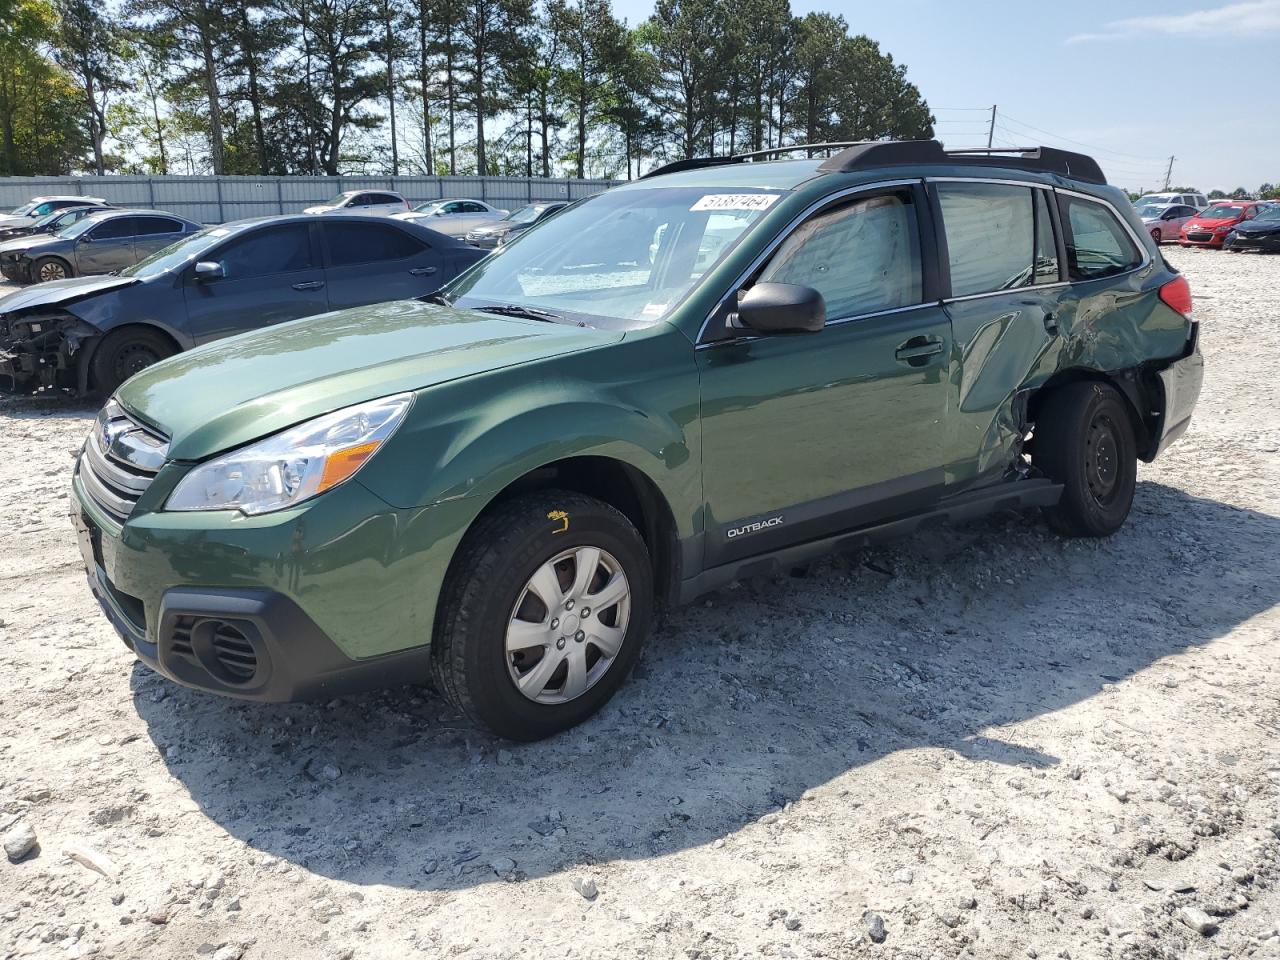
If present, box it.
[292,280,325,291]
[895,337,945,365]
[409,266,438,276]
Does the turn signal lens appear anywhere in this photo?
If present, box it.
[1159,274,1193,318]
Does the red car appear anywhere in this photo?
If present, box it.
[1180,200,1266,248]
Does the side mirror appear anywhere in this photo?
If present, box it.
[735,282,826,334]
[194,261,225,281]
[78,234,94,244]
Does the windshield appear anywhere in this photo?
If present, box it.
[1199,204,1243,219]
[413,201,443,213]
[1254,204,1280,221]
[1136,195,1173,206]
[506,205,542,224]
[445,186,783,328]
[1135,205,1167,219]
[8,202,38,216]
[33,210,69,228]
[322,194,352,207]
[55,217,104,239]
[122,226,231,279]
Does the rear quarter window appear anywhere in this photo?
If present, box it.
[1057,194,1143,281]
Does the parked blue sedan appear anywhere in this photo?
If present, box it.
[0,214,486,395]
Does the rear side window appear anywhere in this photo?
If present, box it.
[89,218,135,240]
[134,216,184,236]
[938,182,1039,296]
[215,224,315,279]
[758,189,922,320]
[1033,190,1060,283]
[1058,194,1143,281]
[325,222,426,266]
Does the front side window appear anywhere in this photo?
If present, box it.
[938,182,1038,296]
[1058,194,1142,281]
[446,186,781,328]
[214,224,315,279]
[89,217,136,241]
[325,222,425,266]
[757,190,922,320]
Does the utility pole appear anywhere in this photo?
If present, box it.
[1163,155,1175,190]
[987,105,997,148]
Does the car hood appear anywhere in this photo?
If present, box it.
[116,299,625,461]
[1233,219,1280,234]
[1186,216,1239,227]
[0,275,139,312]
[471,222,517,236]
[0,215,35,230]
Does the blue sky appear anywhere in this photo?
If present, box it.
[610,0,1280,192]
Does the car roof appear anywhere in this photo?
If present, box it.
[213,212,465,243]
[27,195,107,203]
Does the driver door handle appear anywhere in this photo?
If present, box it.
[409,266,438,276]
[292,280,325,291]
[895,336,945,365]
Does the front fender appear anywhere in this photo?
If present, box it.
[356,327,702,538]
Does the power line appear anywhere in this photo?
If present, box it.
[996,112,1167,163]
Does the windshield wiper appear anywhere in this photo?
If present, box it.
[421,291,453,306]
[472,303,566,323]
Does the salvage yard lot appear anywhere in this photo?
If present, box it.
[2,247,1279,959]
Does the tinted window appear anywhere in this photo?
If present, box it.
[89,217,136,240]
[214,224,315,279]
[134,216,184,236]
[1058,194,1142,281]
[758,189,922,320]
[938,182,1036,296]
[325,222,425,266]
[461,202,486,213]
[369,193,400,205]
[1033,189,1060,284]
[440,202,463,214]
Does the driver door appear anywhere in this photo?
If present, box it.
[696,184,953,567]
[74,216,136,275]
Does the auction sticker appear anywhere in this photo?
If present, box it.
[691,194,780,212]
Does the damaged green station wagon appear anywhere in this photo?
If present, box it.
[71,141,1203,740]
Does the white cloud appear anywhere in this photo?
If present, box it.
[1065,0,1280,43]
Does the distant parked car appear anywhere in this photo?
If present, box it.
[1139,203,1199,244]
[303,190,409,216]
[0,209,200,284]
[1179,200,1267,248]
[464,201,569,248]
[0,215,487,395]
[1135,191,1208,211]
[1224,203,1280,253]
[0,204,105,243]
[0,196,111,233]
[395,198,509,237]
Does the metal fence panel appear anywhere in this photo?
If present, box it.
[0,174,621,223]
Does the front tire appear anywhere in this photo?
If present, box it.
[32,256,71,283]
[1034,382,1138,538]
[89,327,177,395]
[432,490,653,740]
[1150,228,1162,245]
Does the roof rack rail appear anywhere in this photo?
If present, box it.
[816,140,1106,184]
[641,142,869,180]
[642,139,1107,185]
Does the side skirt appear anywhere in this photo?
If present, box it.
[676,478,1063,604]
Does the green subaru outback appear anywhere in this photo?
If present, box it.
[71,141,1203,740]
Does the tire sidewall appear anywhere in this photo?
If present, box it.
[33,257,70,284]
[453,504,653,740]
[1064,386,1137,535]
[91,329,172,395]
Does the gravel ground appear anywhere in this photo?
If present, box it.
[2,248,1279,960]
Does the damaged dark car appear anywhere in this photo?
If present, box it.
[0,213,486,396]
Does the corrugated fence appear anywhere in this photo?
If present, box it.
[0,175,621,224]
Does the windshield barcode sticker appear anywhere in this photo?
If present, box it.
[691,194,779,212]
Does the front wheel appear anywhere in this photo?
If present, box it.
[1034,382,1138,538]
[1150,228,1162,245]
[32,256,70,283]
[432,490,653,740]
[89,327,177,395]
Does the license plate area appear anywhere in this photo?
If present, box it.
[76,511,104,573]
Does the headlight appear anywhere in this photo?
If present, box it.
[166,394,412,515]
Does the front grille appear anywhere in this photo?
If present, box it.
[78,399,169,525]
[1187,232,1213,242]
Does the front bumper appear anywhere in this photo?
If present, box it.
[0,254,30,283]
[1179,230,1228,248]
[1224,231,1280,252]
[70,465,473,702]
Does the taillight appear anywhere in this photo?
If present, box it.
[1159,274,1193,318]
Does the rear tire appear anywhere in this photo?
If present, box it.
[1034,382,1138,538]
[32,256,71,283]
[1150,228,1161,245]
[89,327,177,395]
[432,490,653,741]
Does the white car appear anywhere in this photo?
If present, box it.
[303,190,410,216]
[1134,191,1209,212]
[0,195,111,231]
[394,198,509,237]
